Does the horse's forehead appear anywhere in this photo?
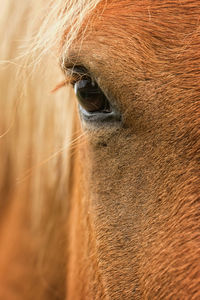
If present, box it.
[64,5,199,94]
[66,1,200,61]
[62,0,200,120]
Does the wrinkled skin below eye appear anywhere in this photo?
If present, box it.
[74,78,111,113]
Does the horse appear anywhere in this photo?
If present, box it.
[0,0,199,299]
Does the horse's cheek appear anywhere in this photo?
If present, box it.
[78,113,198,298]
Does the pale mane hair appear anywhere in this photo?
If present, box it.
[0,0,100,298]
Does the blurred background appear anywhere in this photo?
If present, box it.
[0,1,74,298]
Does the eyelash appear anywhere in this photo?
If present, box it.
[52,66,88,92]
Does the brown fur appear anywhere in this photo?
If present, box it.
[65,1,200,299]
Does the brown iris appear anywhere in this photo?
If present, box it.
[72,72,111,113]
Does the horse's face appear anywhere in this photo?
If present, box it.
[64,1,200,298]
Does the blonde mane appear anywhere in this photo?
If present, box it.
[0,0,100,298]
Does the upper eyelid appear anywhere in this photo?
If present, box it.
[66,66,90,77]
[59,57,102,88]
[60,56,86,73]
[67,69,91,87]
[62,63,97,87]
[60,55,95,75]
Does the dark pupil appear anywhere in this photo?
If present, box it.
[74,78,111,113]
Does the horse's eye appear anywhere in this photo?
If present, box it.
[74,77,111,113]
[66,66,121,124]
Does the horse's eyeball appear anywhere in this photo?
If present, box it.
[74,78,111,113]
